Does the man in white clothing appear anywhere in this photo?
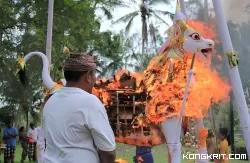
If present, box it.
[27,123,37,161]
[37,127,45,163]
[43,53,116,163]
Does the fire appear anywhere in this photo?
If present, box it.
[187,20,220,44]
[115,159,128,163]
[92,20,230,144]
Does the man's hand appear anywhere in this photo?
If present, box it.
[9,134,17,138]
[98,150,116,163]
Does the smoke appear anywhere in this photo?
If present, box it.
[222,0,249,23]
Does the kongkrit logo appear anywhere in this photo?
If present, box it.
[183,153,247,160]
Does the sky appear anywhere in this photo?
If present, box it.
[95,0,176,37]
[210,0,250,23]
[96,0,250,35]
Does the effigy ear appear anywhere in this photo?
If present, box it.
[173,23,181,38]
[173,20,188,38]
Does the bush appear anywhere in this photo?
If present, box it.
[234,139,248,160]
[234,147,248,160]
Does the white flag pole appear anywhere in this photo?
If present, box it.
[212,0,250,158]
[46,0,54,73]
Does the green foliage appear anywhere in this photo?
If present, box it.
[235,139,245,148]
[94,30,133,76]
[0,0,131,125]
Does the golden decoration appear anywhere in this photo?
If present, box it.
[16,56,25,74]
[43,82,63,97]
[226,51,239,68]
[17,56,25,69]
[167,28,172,36]
[176,0,181,13]
[64,47,70,56]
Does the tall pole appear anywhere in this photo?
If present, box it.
[46,0,54,73]
[229,92,235,154]
[204,0,209,23]
[212,0,250,158]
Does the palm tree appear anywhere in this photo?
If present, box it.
[93,0,130,20]
[93,30,135,77]
[124,30,164,72]
[112,0,174,54]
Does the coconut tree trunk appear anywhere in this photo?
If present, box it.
[26,110,29,129]
[204,0,209,23]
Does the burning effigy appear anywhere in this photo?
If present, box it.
[93,2,230,163]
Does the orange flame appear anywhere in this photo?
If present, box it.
[198,128,208,148]
[93,20,230,118]
[115,159,128,163]
[92,20,230,145]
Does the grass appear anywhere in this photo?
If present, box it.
[0,143,248,163]
[0,144,35,163]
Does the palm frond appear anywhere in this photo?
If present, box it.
[107,1,131,8]
[125,16,136,34]
[95,0,130,8]
[128,0,138,5]
[151,11,170,25]
[149,0,171,6]
[149,23,156,45]
[152,9,174,17]
[113,11,139,25]
[101,6,113,20]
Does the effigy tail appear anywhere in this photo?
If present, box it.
[16,56,28,86]
[17,68,28,86]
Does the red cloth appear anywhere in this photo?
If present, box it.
[29,137,35,143]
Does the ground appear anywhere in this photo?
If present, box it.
[0,143,247,163]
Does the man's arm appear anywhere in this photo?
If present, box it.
[12,128,18,137]
[87,99,116,163]
[27,129,30,137]
[98,149,116,163]
[3,129,11,140]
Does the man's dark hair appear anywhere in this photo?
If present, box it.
[64,71,87,82]
[207,129,214,138]
[219,127,231,146]
[6,120,12,126]
[30,123,34,128]
[64,70,96,82]
[19,126,24,132]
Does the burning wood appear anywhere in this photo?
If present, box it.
[94,71,166,146]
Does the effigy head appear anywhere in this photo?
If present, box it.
[178,19,215,59]
[159,1,214,59]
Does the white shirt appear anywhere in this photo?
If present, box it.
[37,127,45,149]
[43,87,116,163]
[27,128,38,142]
